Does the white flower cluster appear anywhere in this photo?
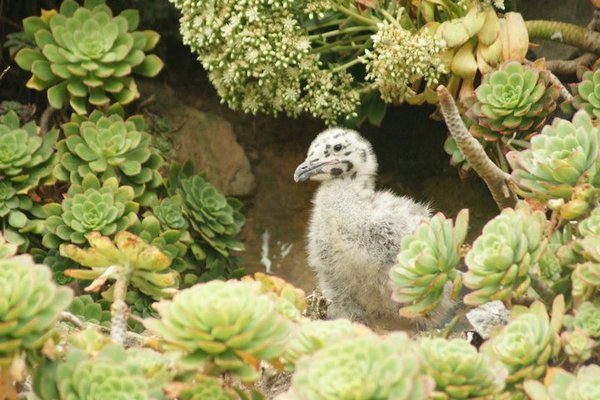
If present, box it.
[363,23,447,104]
[170,0,360,125]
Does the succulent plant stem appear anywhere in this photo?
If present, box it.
[546,53,597,74]
[526,20,600,54]
[436,85,517,210]
[110,273,130,346]
[39,105,55,135]
[548,72,573,102]
[0,367,17,400]
[529,274,557,308]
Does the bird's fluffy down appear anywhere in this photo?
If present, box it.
[295,127,454,330]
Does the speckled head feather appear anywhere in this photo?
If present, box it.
[294,128,378,183]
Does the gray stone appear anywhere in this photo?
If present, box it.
[138,80,256,196]
[466,300,511,339]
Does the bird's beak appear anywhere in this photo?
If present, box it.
[294,159,337,182]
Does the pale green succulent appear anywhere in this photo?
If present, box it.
[570,62,600,119]
[244,272,307,322]
[571,236,600,303]
[15,0,163,114]
[481,297,564,397]
[145,279,294,382]
[35,344,164,400]
[419,337,507,399]
[464,61,560,142]
[524,365,600,400]
[282,319,371,368]
[42,174,139,248]
[464,202,547,305]
[180,376,237,400]
[572,301,600,338]
[507,111,600,203]
[560,329,595,363]
[60,231,178,300]
[0,255,73,366]
[390,209,468,317]
[280,332,434,400]
[54,107,163,203]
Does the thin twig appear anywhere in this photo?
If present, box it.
[0,66,10,81]
[60,311,86,329]
[39,105,56,135]
[436,85,517,210]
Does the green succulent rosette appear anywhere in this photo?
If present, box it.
[15,0,164,114]
[280,332,434,400]
[481,297,564,398]
[567,61,600,119]
[0,254,73,366]
[282,319,371,368]
[42,174,138,248]
[571,236,600,303]
[390,209,468,317]
[419,338,507,400]
[0,181,46,250]
[568,301,600,339]
[464,202,547,306]
[68,294,112,328]
[144,279,294,382]
[180,376,237,400]
[34,344,164,400]
[168,162,245,276]
[464,61,559,142]
[0,111,58,192]
[153,195,188,230]
[54,107,163,204]
[524,365,600,400]
[560,329,595,363]
[507,111,600,203]
[180,175,245,257]
[60,231,178,300]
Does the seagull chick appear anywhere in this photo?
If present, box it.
[294,127,452,330]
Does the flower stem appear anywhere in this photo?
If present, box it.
[332,58,363,73]
[378,8,400,26]
[335,5,379,26]
[308,25,376,40]
[526,20,600,54]
[437,85,517,210]
[110,273,130,346]
[306,17,347,32]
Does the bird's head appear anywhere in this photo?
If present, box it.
[294,127,378,183]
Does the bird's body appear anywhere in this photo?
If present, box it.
[295,128,451,330]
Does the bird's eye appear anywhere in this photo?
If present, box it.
[333,144,342,151]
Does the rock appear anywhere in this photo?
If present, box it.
[138,80,256,196]
[519,0,594,62]
[466,300,511,339]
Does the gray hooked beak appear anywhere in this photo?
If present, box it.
[293,159,338,182]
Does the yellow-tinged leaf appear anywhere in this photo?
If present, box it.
[478,8,500,45]
[451,41,478,79]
